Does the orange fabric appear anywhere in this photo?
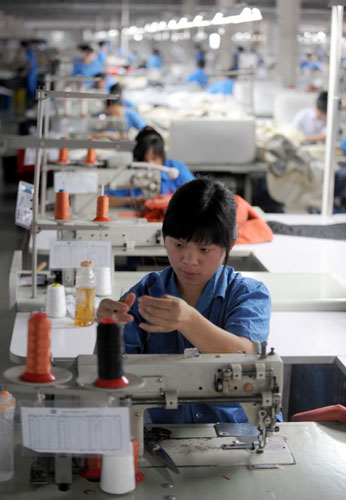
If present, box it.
[291,404,346,424]
[140,193,273,245]
[141,194,172,222]
[234,195,273,245]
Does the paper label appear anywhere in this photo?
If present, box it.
[15,181,34,229]
[49,240,111,269]
[21,406,131,454]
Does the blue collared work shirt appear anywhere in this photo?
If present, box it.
[123,265,271,424]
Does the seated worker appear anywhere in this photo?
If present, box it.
[146,49,163,69]
[207,75,234,95]
[92,97,146,141]
[186,60,208,88]
[97,177,271,424]
[71,45,104,86]
[93,72,115,93]
[96,41,108,71]
[292,91,328,144]
[109,82,136,108]
[105,126,195,208]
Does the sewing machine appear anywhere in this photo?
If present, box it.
[77,345,283,456]
[4,344,285,493]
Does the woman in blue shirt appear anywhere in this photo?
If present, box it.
[92,97,147,143]
[105,127,194,208]
[97,177,271,424]
[186,60,208,88]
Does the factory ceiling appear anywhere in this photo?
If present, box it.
[0,0,333,25]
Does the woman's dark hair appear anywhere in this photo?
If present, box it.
[133,126,165,162]
[316,91,328,113]
[162,177,237,263]
[110,82,123,96]
[106,96,123,107]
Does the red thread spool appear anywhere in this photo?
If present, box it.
[132,438,145,483]
[81,456,102,481]
[93,195,110,222]
[86,138,96,164]
[21,313,56,383]
[58,137,69,164]
[54,189,70,220]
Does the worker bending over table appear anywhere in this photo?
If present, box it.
[98,177,272,424]
[105,126,195,208]
[92,97,147,141]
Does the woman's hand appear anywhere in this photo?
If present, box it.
[137,294,194,333]
[97,293,136,323]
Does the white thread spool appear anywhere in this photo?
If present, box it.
[94,267,112,297]
[100,452,135,495]
[45,283,66,318]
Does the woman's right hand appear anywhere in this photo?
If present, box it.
[96,293,136,323]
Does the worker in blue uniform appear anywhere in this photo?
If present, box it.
[21,40,38,104]
[92,97,146,142]
[146,49,163,69]
[109,82,136,108]
[207,76,234,95]
[186,60,208,88]
[96,41,108,70]
[104,126,194,207]
[71,45,104,86]
[97,177,271,425]
[93,73,115,93]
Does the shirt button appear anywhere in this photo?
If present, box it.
[195,413,202,419]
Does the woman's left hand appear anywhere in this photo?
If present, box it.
[137,294,194,333]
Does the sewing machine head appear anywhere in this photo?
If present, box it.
[77,345,283,450]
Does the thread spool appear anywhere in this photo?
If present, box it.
[93,195,110,222]
[100,452,135,495]
[57,137,69,164]
[94,267,112,296]
[132,438,145,483]
[86,139,96,164]
[80,456,102,481]
[94,319,129,389]
[54,189,70,220]
[45,283,66,318]
[20,313,56,383]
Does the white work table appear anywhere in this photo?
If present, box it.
[12,213,346,364]
[1,422,346,499]
[10,307,346,365]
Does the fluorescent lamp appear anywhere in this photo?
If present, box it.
[209,33,221,49]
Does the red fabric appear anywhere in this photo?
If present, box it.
[234,194,273,244]
[17,149,34,175]
[291,404,346,424]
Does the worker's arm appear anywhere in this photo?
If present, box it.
[137,295,253,354]
[92,131,122,140]
[301,133,326,144]
[108,194,145,208]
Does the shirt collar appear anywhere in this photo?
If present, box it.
[165,265,229,312]
[196,265,228,311]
